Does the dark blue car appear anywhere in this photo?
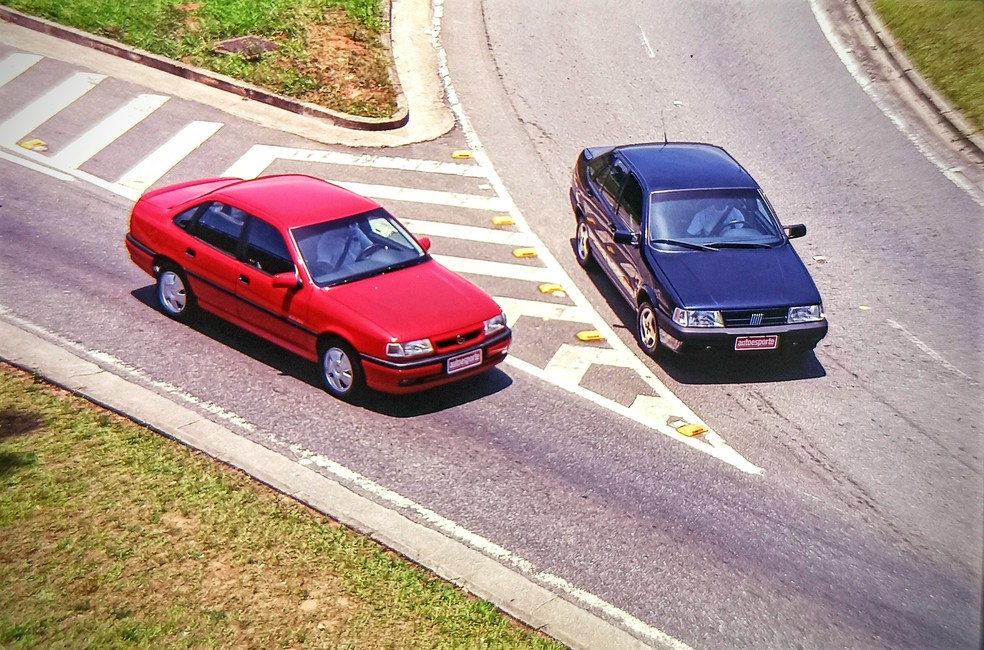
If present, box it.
[570,142,827,356]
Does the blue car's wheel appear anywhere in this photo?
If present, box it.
[575,217,595,270]
[636,302,661,358]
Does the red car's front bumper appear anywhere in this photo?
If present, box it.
[361,329,511,394]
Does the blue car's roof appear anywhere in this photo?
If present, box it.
[615,142,760,193]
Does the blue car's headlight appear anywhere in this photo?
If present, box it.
[788,305,823,323]
[484,313,507,335]
[386,338,434,358]
[672,308,724,328]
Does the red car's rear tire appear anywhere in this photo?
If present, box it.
[156,264,195,322]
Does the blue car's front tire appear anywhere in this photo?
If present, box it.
[575,217,595,270]
[636,302,661,358]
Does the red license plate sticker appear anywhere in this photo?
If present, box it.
[735,335,778,351]
[447,349,482,374]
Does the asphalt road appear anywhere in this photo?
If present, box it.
[1,1,982,648]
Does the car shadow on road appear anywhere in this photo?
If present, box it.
[358,369,513,417]
[132,286,512,415]
[571,252,827,385]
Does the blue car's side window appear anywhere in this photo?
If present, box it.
[617,174,644,232]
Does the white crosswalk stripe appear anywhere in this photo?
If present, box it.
[400,218,539,247]
[116,120,223,193]
[434,255,561,283]
[332,179,509,212]
[0,52,41,87]
[48,93,169,169]
[0,70,104,144]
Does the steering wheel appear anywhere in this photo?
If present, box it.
[355,243,388,262]
[716,217,745,234]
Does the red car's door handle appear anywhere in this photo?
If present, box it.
[239,274,249,285]
[185,247,196,258]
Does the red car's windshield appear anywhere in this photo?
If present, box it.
[293,208,427,287]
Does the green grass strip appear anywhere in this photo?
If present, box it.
[871,0,984,132]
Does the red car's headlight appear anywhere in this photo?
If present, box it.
[386,339,434,358]
[484,313,507,335]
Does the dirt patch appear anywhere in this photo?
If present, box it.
[293,16,396,116]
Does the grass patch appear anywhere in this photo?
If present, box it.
[0,0,396,117]
[0,365,562,649]
[871,0,984,132]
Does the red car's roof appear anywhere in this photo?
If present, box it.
[209,174,380,228]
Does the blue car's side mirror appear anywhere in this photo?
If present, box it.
[614,231,640,246]
[784,224,807,239]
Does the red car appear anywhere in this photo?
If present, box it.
[125,174,511,400]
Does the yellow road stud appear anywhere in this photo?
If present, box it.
[512,248,537,258]
[676,424,708,437]
[451,150,473,159]
[538,283,564,295]
[576,330,604,342]
[17,138,47,152]
[491,215,515,226]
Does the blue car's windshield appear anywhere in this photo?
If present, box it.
[293,208,427,287]
[647,189,784,250]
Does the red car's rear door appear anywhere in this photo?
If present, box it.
[182,202,245,319]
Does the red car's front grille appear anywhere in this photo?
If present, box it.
[435,328,481,350]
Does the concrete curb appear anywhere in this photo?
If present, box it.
[851,0,984,157]
[0,319,652,650]
[0,5,409,131]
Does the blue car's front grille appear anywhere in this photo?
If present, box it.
[722,308,788,327]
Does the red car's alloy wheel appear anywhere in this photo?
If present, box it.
[320,339,365,401]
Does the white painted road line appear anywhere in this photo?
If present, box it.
[0,149,75,181]
[493,296,594,326]
[886,319,977,384]
[116,120,222,193]
[401,218,540,247]
[0,70,105,144]
[434,254,560,284]
[48,93,170,169]
[332,179,509,212]
[543,343,634,386]
[639,25,656,59]
[0,52,42,88]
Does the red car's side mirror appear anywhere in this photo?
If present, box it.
[271,272,302,289]
[418,236,432,252]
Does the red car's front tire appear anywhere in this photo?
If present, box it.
[319,338,366,401]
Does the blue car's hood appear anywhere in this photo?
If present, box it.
[652,244,821,309]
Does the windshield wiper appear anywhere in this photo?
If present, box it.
[379,257,425,275]
[704,242,773,249]
[650,238,717,251]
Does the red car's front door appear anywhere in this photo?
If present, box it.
[235,217,316,360]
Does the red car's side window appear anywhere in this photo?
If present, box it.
[195,203,245,256]
[244,219,295,275]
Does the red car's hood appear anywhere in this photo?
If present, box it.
[324,259,501,340]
